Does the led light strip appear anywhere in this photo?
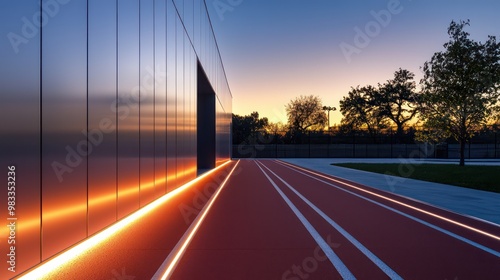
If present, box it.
[276,160,500,242]
[16,161,234,280]
[0,166,199,237]
[153,160,240,280]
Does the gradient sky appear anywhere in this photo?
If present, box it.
[206,0,500,125]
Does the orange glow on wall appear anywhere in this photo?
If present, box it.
[0,164,204,239]
[15,161,234,280]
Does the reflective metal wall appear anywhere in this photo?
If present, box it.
[0,0,41,275]
[88,0,117,236]
[41,0,88,259]
[0,0,232,277]
[117,0,140,220]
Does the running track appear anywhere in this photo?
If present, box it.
[16,159,500,279]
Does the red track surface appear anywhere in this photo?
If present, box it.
[172,160,500,280]
[15,159,500,279]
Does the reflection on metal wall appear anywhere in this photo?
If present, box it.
[88,0,117,236]
[0,0,42,275]
[41,0,88,259]
[0,0,232,277]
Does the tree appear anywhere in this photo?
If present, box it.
[492,105,500,125]
[339,85,389,141]
[264,121,287,135]
[419,20,500,166]
[232,112,269,144]
[286,95,327,132]
[378,68,419,138]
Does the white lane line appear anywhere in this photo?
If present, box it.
[152,160,241,280]
[259,161,403,280]
[254,161,357,280]
[275,160,500,258]
[278,160,500,240]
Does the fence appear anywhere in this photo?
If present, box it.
[232,129,500,159]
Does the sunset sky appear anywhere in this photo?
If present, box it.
[207,0,500,125]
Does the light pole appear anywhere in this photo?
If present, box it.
[323,106,336,130]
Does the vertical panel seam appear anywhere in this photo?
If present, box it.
[86,0,89,239]
[115,0,119,222]
[138,0,142,208]
[39,0,44,262]
[153,0,156,198]
[165,0,169,193]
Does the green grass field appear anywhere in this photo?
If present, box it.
[333,163,500,193]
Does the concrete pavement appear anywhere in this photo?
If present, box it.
[282,158,500,225]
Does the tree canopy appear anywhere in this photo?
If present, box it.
[339,85,389,140]
[285,95,328,132]
[378,68,419,136]
[419,20,500,166]
[232,112,268,144]
[339,69,419,141]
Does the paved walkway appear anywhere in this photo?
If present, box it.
[283,158,500,225]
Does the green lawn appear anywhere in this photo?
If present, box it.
[333,163,500,193]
